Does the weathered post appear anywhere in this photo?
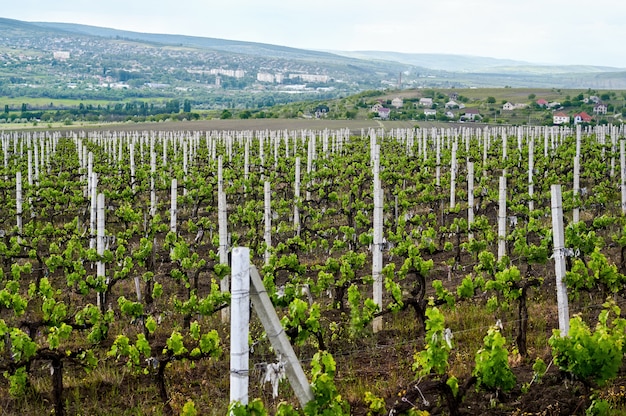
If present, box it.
[551,185,570,336]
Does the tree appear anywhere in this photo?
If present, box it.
[183,99,191,113]
[220,109,232,119]
[486,97,496,104]
[528,93,536,100]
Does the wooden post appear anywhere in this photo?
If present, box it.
[551,185,569,336]
[230,247,250,406]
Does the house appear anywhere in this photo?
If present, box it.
[593,103,608,115]
[423,109,437,118]
[448,92,459,100]
[462,108,481,121]
[589,95,601,104]
[445,100,464,109]
[548,102,561,108]
[391,97,404,109]
[419,97,433,107]
[573,112,592,124]
[553,112,570,125]
[502,102,516,111]
[377,107,391,119]
[445,111,456,119]
[371,102,384,113]
[536,99,549,107]
[314,105,329,118]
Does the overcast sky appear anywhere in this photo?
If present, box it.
[3,0,626,68]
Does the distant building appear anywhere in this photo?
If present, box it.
[377,107,391,119]
[288,73,330,83]
[53,51,70,60]
[419,97,433,107]
[503,102,528,110]
[314,105,329,118]
[573,112,592,124]
[502,102,516,111]
[424,109,437,118]
[391,97,403,108]
[553,112,570,125]
[257,72,275,83]
[445,100,463,109]
[593,103,608,115]
[462,108,481,121]
[536,99,549,107]
[371,103,384,113]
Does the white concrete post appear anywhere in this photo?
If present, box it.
[294,157,301,237]
[497,176,507,261]
[551,185,569,336]
[96,193,105,308]
[249,266,313,407]
[230,247,250,406]
[467,161,474,239]
[621,139,626,215]
[528,134,534,213]
[170,179,177,234]
[450,140,457,209]
[218,156,230,322]
[16,171,22,235]
[573,156,580,224]
[90,172,98,250]
[264,181,272,265]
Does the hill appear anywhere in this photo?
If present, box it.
[2,17,626,112]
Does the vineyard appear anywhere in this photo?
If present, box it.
[1,125,626,416]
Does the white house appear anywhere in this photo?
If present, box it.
[419,98,433,107]
[445,100,464,109]
[553,112,570,125]
[593,103,608,115]
[424,109,437,118]
[502,102,516,111]
[462,108,481,121]
[391,97,404,108]
[371,102,384,113]
[377,107,391,119]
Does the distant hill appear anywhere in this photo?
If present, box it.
[331,50,624,74]
[33,22,368,62]
[2,17,626,110]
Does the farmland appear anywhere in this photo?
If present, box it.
[1,123,626,416]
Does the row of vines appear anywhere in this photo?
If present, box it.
[0,125,626,415]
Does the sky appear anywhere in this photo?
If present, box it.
[3,0,626,68]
